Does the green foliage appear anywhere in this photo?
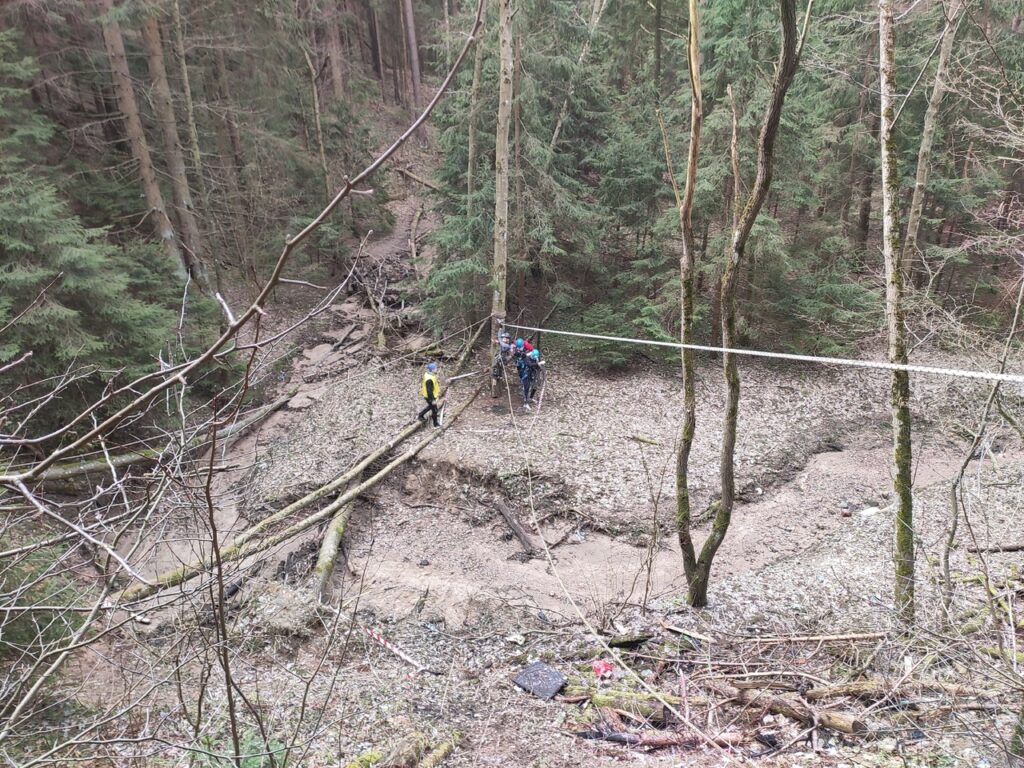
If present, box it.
[0,32,204,421]
[423,0,1017,358]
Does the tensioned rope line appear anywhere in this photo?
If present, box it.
[501,322,1024,385]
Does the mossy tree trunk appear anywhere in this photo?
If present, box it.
[879,0,915,626]
[664,0,704,604]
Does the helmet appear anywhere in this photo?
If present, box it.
[426,362,438,372]
[530,350,540,360]
[515,338,525,348]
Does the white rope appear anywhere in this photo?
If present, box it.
[502,323,1024,386]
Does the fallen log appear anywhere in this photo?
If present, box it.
[311,482,356,599]
[804,678,998,702]
[409,206,423,267]
[36,392,294,483]
[398,166,442,192]
[967,543,1024,554]
[706,681,868,735]
[381,732,430,768]
[578,728,745,749]
[119,384,484,604]
[344,750,383,768]
[495,498,538,554]
[308,321,487,596]
[742,631,886,644]
[418,732,461,768]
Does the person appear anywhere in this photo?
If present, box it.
[494,331,514,379]
[418,362,441,427]
[514,337,535,356]
[520,348,543,407]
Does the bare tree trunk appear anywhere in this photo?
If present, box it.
[212,49,246,179]
[169,0,225,301]
[489,0,513,396]
[545,0,609,171]
[842,54,872,228]
[401,0,424,110]
[513,35,526,303]
[901,1,961,277]
[443,0,452,64]
[369,5,387,101]
[654,0,662,94]
[879,0,915,626]
[692,0,803,608]
[466,0,486,215]
[140,13,209,292]
[659,0,703,605]
[855,108,880,249]
[304,49,333,202]
[95,0,189,283]
[326,14,347,101]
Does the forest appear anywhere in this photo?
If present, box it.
[1,0,1024,765]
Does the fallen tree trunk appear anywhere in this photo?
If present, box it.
[805,678,998,702]
[580,729,745,749]
[495,498,538,554]
[381,731,430,768]
[707,681,868,735]
[968,542,1024,554]
[36,392,294,483]
[120,383,484,604]
[398,167,442,192]
[308,321,487,596]
[418,732,461,768]
[311,483,356,599]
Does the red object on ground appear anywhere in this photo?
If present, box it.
[592,659,615,679]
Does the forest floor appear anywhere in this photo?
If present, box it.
[107,186,1024,767]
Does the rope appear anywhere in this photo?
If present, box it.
[501,322,1024,386]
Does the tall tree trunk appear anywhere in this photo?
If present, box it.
[693,0,803,608]
[303,50,333,202]
[401,0,423,110]
[842,53,873,228]
[513,35,526,303]
[170,0,225,300]
[855,108,880,249]
[901,2,961,278]
[544,0,609,172]
[369,5,386,101]
[326,14,347,101]
[662,0,703,605]
[140,13,209,291]
[466,1,486,215]
[879,0,915,626]
[489,0,513,396]
[95,0,189,283]
[213,49,246,179]
[654,0,662,95]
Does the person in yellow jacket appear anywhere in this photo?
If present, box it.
[418,362,442,427]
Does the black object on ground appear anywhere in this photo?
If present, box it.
[513,661,567,700]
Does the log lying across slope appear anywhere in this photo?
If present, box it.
[120,323,487,605]
[35,392,295,484]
